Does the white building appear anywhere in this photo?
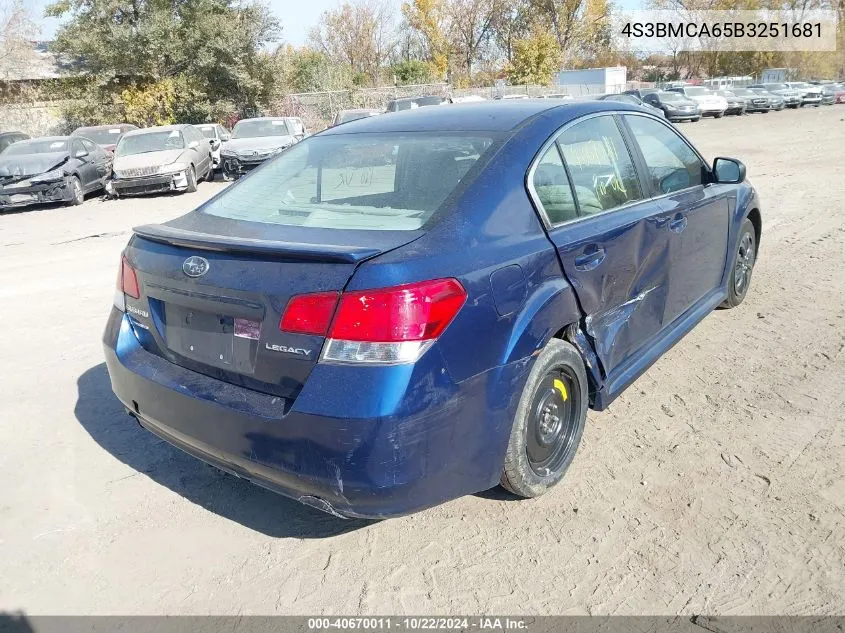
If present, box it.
[554,67,627,96]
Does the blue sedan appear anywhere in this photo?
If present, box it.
[104,100,761,518]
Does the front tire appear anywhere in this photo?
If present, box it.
[66,176,84,206]
[185,166,197,193]
[721,218,757,308]
[500,338,588,498]
[713,112,724,118]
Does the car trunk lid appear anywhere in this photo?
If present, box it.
[123,216,423,400]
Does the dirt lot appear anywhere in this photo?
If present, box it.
[1,106,844,616]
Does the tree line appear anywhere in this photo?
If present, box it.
[0,0,842,127]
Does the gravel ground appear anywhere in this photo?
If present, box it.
[1,106,844,615]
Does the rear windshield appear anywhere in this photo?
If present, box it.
[202,132,496,231]
[684,87,711,96]
[196,125,217,138]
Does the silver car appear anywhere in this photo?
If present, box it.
[220,117,305,179]
[108,124,214,197]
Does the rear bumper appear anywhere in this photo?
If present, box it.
[103,309,530,518]
[665,110,699,121]
[0,179,74,208]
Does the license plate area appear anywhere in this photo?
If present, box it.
[165,304,235,368]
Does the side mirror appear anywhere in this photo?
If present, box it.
[220,135,230,142]
[713,157,746,184]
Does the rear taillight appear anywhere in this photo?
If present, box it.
[280,278,466,364]
[114,255,140,311]
[279,291,339,336]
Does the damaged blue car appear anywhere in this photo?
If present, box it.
[104,101,761,518]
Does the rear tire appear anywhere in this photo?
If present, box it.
[714,112,724,118]
[500,338,588,498]
[185,166,197,193]
[721,218,757,309]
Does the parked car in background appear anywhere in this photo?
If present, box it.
[332,109,381,126]
[499,94,530,100]
[104,101,760,518]
[107,124,213,197]
[747,88,784,111]
[833,83,845,104]
[641,91,701,122]
[784,82,823,106]
[539,93,575,100]
[194,124,230,173]
[723,88,770,113]
[385,95,448,112]
[715,90,748,115]
[748,83,803,108]
[0,136,109,209]
[818,84,837,105]
[71,124,138,154]
[623,88,660,100]
[594,93,665,117]
[0,131,30,154]
[219,117,302,180]
[666,86,728,117]
[450,95,487,103]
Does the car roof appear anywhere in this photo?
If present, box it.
[73,123,135,131]
[235,117,291,123]
[20,136,71,142]
[319,100,626,134]
[122,124,190,137]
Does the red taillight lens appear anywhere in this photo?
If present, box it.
[329,278,466,342]
[280,291,339,336]
[120,256,140,299]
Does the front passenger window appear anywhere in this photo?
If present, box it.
[557,115,643,214]
[625,115,704,194]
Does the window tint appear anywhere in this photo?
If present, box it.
[81,139,98,154]
[532,144,577,224]
[557,115,642,214]
[625,115,704,194]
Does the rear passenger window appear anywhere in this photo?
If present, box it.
[624,115,704,194]
[557,116,642,214]
[532,144,578,224]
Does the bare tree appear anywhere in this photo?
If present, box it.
[445,0,501,75]
[0,0,39,82]
[309,0,397,85]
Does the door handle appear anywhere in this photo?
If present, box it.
[574,246,606,271]
[669,216,688,233]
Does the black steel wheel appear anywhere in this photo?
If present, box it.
[501,338,588,498]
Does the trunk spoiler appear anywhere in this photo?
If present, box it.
[133,224,382,263]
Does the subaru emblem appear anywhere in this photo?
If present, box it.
[182,256,209,277]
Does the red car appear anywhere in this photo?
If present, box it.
[834,84,845,104]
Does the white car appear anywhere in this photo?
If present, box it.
[107,124,214,197]
[194,123,230,172]
[667,86,728,118]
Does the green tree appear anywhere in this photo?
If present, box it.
[392,59,432,83]
[507,25,561,85]
[46,0,280,124]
